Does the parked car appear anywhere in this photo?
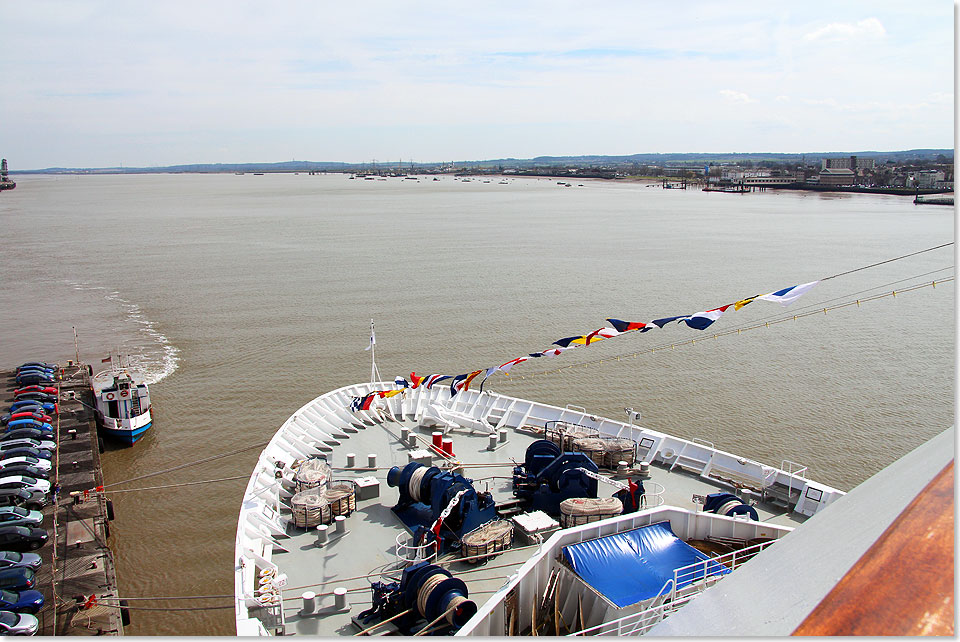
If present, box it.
[14,368,53,378]
[0,458,50,474]
[0,508,42,529]
[0,589,43,615]
[14,372,56,384]
[1,413,51,426]
[0,568,35,590]
[0,550,41,568]
[0,477,49,506]
[17,362,56,370]
[7,402,56,416]
[0,440,54,455]
[11,393,55,403]
[0,609,39,634]
[11,387,56,397]
[4,420,52,433]
[0,490,38,511]
[0,527,47,552]
[15,366,54,375]
[1,429,53,445]
[0,552,40,572]
[0,447,52,462]
[0,468,49,482]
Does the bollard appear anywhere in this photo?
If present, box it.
[301,591,316,614]
[334,515,346,534]
[499,429,508,444]
[345,453,356,468]
[367,453,376,469]
[488,434,498,451]
[334,587,348,611]
[68,429,77,440]
[401,427,410,441]
[72,461,79,470]
[441,438,454,457]
[316,524,329,547]
[407,434,417,448]
[617,461,628,474]
[432,432,443,449]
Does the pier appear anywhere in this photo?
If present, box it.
[3,362,124,635]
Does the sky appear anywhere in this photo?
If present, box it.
[0,1,954,169]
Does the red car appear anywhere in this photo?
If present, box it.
[11,387,56,397]
[5,414,51,425]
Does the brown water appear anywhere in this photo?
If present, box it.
[0,173,953,635]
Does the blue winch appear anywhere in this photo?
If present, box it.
[357,562,477,635]
[386,462,497,549]
[511,440,599,515]
[703,492,759,520]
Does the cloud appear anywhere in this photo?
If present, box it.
[719,90,755,104]
[803,17,885,42]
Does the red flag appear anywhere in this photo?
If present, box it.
[101,356,112,363]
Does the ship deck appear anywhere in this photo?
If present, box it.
[251,412,808,636]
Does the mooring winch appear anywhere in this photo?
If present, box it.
[386,462,497,550]
[357,562,477,635]
[703,492,759,520]
[511,440,599,515]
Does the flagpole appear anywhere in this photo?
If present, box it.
[368,319,382,384]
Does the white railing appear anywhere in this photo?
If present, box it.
[571,594,688,637]
[395,532,437,565]
[780,459,809,504]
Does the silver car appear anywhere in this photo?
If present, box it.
[0,508,42,529]
[0,478,48,505]
[0,609,38,635]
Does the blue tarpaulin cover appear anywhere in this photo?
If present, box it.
[561,521,729,608]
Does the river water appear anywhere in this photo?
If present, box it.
[0,173,953,634]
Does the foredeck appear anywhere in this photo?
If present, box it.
[236,384,840,636]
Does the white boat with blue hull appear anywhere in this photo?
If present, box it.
[91,367,152,445]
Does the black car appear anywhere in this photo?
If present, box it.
[11,393,55,404]
[0,552,40,572]
[0,490,40,511]
[0,528,46,552]
[0,467,49,482]
[1,429,52,444]
[13,377,54,388]
[0,568,34,591]
[0,448,51,462]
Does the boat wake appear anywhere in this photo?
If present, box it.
[67,281,180,385]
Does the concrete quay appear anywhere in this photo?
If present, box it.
[3,363,125,635]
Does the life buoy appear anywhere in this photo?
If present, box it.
[120,390,129,398]
[105,392,115,401]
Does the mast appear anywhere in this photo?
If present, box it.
[367,319,381,383]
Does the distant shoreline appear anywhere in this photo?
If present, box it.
[7,171,951,198]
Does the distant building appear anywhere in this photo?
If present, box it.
[818,168,855,186]
[822,155,875,171]
[907,170,945,189]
